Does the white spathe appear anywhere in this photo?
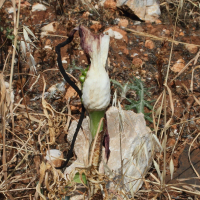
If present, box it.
[79,26,111,112]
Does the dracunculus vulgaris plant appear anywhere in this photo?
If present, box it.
[79,26,110,198]
[79,26,111,138]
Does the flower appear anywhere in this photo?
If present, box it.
[79,26,110,112]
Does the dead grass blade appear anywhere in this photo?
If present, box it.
[0,0,6,8]
[125,29,200,47]
[36,162,47,200]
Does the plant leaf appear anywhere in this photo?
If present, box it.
[153,159,161,180]
[73,172,87,184]
[23,26,38,40]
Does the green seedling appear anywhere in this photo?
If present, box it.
[125,77,154,123]
[111,77,154,123]
[110,79,130,100]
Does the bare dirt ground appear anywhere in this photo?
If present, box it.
[0,0,200,199]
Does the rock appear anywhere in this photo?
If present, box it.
[65,86,77,100]
[185,44,198,54]
[46,82,66,99]
[118,19,129,28]
[32,3,47,12]
[171,59,185,73]
[6,7,17,14]
[44,45,52,50]
[104,26,128,42]
[132,57,143,67]
[136,25,144,32]
[123,47,129,55]
[113,0,160,22]
[145,1,161,22]
[155,19,162,24]
[45,149,63,168]
[145,39,155,49]
[82,11,90,18]
[64,117,91,179]
[41,22,58,33]
[104,0,116,9]
[65,107,161,193]
[90,23,102,33]
[163,29,170,36]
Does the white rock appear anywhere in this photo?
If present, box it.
[45,149,62,161]
[41,22,58,33]
[145,1,161,21]
[44,45,52,50]
[64,117,91,179]
[104,0,161,22]
[104,28,123,40]
[45,149,63,168]
[32,3,47,12]
[62,60,67,64]
[6,7,17,14]
[65,107,161,193]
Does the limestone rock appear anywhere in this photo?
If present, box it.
[41,22,58,33]
[45,149,63,168]
[64,107,161,193]
[64,117,91,179]
[102,0,161,22]
[145,39,155,49]
[104,26,128,42]
[32,3,47,12]
[171,59,185,73]
[118,19,129,28]
[100,107,160,192]
[132,57,143,67]
[185,44,198,54]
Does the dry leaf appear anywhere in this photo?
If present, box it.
[153,159,161,180]
[169,158,174,180]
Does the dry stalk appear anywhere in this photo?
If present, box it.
[88,118,104,199]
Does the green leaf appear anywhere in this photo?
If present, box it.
[73,172,87,184]
[124,77,154,123]
[7,35,14,40]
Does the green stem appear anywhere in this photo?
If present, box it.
[89,111,105,139]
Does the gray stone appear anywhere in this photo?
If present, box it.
[65,107,161,194]
[103,0,161,22]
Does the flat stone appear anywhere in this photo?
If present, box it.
[113,0,161,22]
[41,22,58,33]
[145,39,155,49]
[32,3,47,12]
[118,19,129,28]
[104,26,128,42]
[171,59,185,73]
[185,44,198,54]
[65,107,161,193]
